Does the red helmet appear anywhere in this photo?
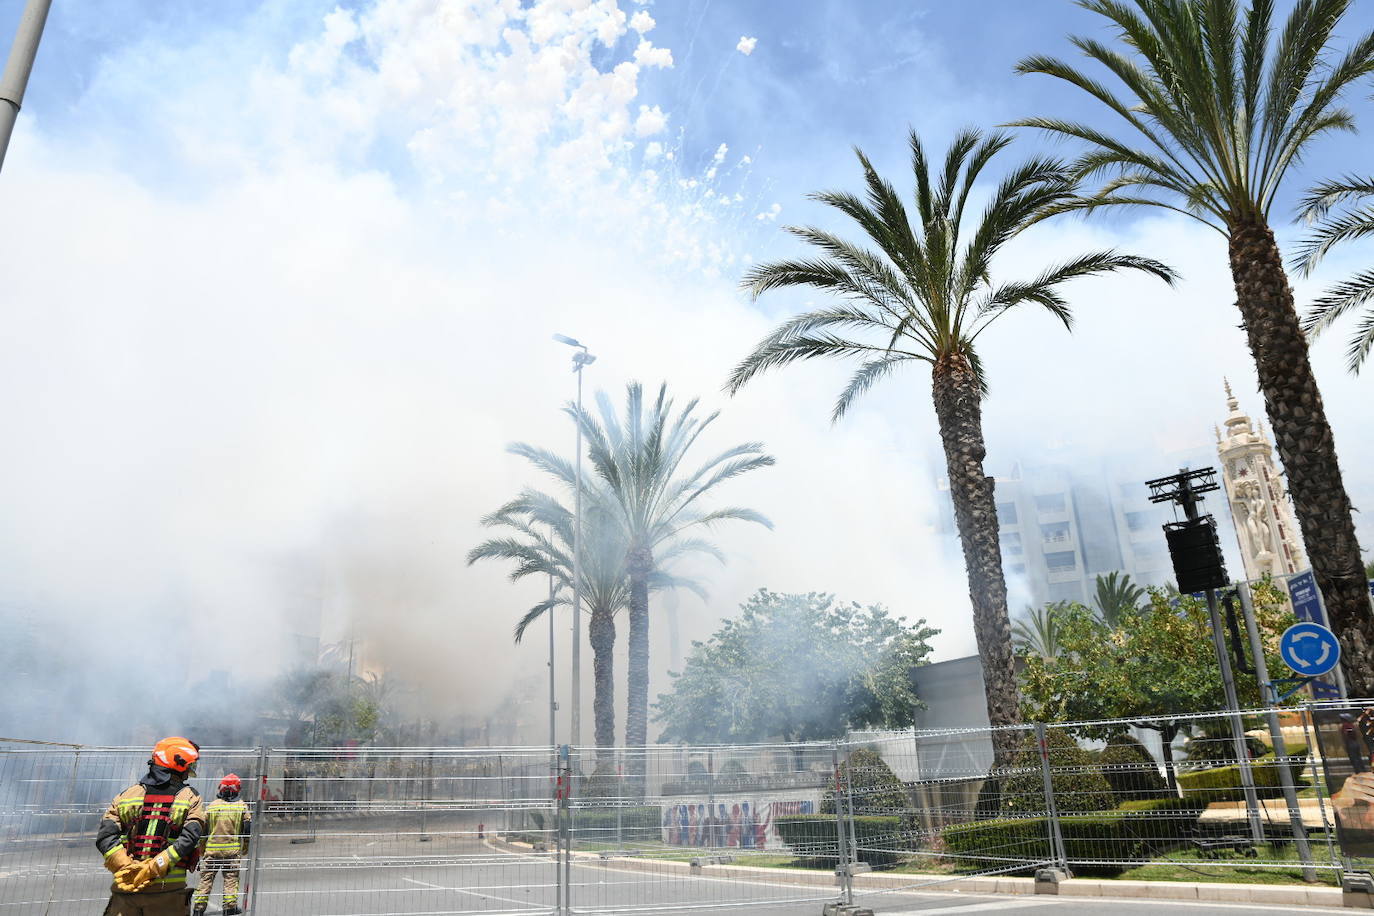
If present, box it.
[219,774,242,795]
[151,737,199,773]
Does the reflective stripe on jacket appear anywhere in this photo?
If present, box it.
[203,798,251,856]
[100,783,206,892]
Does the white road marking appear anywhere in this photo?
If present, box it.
[401,874,538,908]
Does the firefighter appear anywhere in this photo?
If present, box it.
[95,736,208,916]
[193,774,252,916]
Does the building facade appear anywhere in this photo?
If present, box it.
[1215,382,1307,581]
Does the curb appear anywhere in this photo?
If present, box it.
[491,839,1347,909]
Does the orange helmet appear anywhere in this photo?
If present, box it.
[151,737,200,773]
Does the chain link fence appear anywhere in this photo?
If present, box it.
[1,707,1354,915]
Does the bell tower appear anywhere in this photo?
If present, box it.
[1215,381,1306,580]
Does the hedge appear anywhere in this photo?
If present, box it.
[774,814,909,868]
[1099,736,1166,803]
[1177,750,1308,803]
[941,797,1205,876]
[1000,729,1114,815]
[571,806,662,843]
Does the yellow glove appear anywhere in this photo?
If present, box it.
[115,849,178,892]
[114,864,147,893]
[103,845,133,875]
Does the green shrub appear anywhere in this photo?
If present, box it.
[941,797,1204,876]
[1181,732,1267,767]
[1001,730,1114,815]
[571,806,661,844]
[1099,736,1166,802]
[821,747,909,814]
[1177,752,1309,802]
[773,814,909,868]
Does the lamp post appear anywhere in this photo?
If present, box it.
[553,333,594,749]
[0,0,52,175]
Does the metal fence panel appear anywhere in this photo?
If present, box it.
[562,743,839,913]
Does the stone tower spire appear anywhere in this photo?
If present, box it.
[1216,383,1307,580]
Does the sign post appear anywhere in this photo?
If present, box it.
[1286,571,1346,698]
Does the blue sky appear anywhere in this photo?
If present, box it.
[3,0,1374,739]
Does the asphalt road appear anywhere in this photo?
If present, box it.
[0,825,1342,916]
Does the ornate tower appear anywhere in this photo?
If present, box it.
[1215,382,1307,580]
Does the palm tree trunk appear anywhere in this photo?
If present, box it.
[589,608,616,762]
[1228,221,1374,695]
[931,351,1021,767]
[626,546,653,785]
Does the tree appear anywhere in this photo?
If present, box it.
[1015,0,1374,694]
[571,382,774,779]
[1012,602,1070,659]
[1019,581,1295,791]
[654,589,939,745]
[1093,571,1146,628]
[727,127,1174,763]
[1293,176,1374,374]
[469,482,711,758]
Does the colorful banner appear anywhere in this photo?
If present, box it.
[659,796,817,850]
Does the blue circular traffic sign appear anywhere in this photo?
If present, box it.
[1279,622,1341,677]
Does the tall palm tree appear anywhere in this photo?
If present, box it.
[1013,603,1069,659]
[573,382,774,780]
[469,485,710,759]
[1293,176,1374,373]
[727,127,1173,764]
[1093,571,1146,628]
[1015,0,1374,693]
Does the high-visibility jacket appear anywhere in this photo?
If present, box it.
[96,776,207,892]
[202,798,252,857]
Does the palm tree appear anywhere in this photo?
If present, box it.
[727,127,1173,764]
[1013,603,1068,659]
[1293,176,1374,373]
[1015,0,1374,694]
[1093,571,1145,628]
[573,382,774,781]
[469,485,710,759]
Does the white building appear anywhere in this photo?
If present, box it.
[1215,382,1307,580]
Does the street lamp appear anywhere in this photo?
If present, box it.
[0,0,53,175]
[554,333,595,748]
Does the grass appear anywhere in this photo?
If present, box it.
[1117,842,1339,887]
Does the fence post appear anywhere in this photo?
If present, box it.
[1300,704,1342,869]
[1035,724,1068,874]
[1237,581,1315,879]
[830,743,852,905]
[558,744,572,916]
[244,745,268,915]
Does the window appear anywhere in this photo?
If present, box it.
[1125,511,1148,532]
[1011,563,1026,575]
[1002,531,1021,546]
[1040,522,1071,544]
[1045,550,1076,571]
[1048,581,1084,603]
[997,502,1018,526]
[1035,493,1067,514]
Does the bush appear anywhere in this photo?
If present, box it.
[1177,751,1309,802]
[571,806,661,845]
[1181,732,1267,768]
[773,814,909,868]
[1001,730,1113,815]
[941,797,1204,876]
[821,747,909,815]
[1099,736,1166,802]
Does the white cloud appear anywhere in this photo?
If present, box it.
[634,38,674,68]
[635,104,668,137]
[643,141,664,161]
[630,11,655,33]
[737,36,757,55]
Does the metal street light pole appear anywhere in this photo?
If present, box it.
[0,0,52,175]
[548,574,557,749]
[553,334,595,749]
